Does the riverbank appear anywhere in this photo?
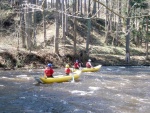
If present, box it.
[0,44,150,70]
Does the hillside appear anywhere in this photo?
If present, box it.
[0,10,150,70]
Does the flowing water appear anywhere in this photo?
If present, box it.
[0,66,150,113]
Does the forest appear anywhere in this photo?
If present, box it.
[0,0,150,69]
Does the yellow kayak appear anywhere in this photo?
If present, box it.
[82,65,102,72]
[72,65,102,72]
[34,70,82,84]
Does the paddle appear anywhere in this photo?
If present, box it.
[71,66,75,82]
[79,62,83,70]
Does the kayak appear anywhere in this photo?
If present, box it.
[82,65,102,72]
[34,70,82,84]
[72,65,102,72]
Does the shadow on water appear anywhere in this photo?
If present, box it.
[0,66,150,113]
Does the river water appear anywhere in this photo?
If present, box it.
[0,66,150,113]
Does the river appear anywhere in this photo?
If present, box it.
[0,66,150,113]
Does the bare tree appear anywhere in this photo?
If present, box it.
[62,0,66,44]
[86,19,91,55]
[25,0,33,51]
[145,16,149,59]
[80,0,83,14]
[115,0,122,46]
[88,0,91,16]
[125,0,131,63]
[92,0,96,15]
[84,0,87,15]
[20,0,26,48]
[43,0,47,47]
[104,0,109,45]
[54,0,60,54]
[73,0,77,55]
[65,0,68,35]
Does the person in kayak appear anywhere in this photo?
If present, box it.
[74,60,80,69]
[44,63,54,78]
[86,59,93,68]
[65,64,71,75]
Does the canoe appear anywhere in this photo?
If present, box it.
[72,65,102,72]
[81,65,102,72]
[34,70,82,84]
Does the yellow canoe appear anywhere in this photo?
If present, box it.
[81,65,102,72]
[34,70,82,84]
[72,65,102,72]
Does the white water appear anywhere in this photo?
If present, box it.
[0,66,150,113]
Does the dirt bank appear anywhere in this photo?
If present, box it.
[0,45,150,70]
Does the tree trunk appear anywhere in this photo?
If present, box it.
[98,0,100,17]
[125,0,131,63]
[84,0,87,15]
[116,0,122,46]
[105,0,109,45]
[109,0,114,32]
[92,1,96,15]
[78,0,80,13]
[25,0,32,51]
[86,19,91,55]
[33,0,37,47]
[54,0,60,54]
[146,18,149,59]
[65,0,68,35]
[51,0,53,8]
[73,0,77,55]
[62,0,66,44]
[80,0,83,14]
[88,0,91,16]
[43,0,47,47]
[20,0,26,48]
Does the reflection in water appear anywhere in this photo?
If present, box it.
[0,66,150,113]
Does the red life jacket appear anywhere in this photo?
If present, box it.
[44,67,54,77]
[65,68,71,74]
[74,62,79,69]
[86,62,91,68]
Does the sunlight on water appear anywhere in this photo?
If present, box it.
[70,87,101,96]
[16,75,31,80]
[16,75,27,77]
[60,100,68,104]
[0,85,4,87]
[70,90,94,96]
[95,78,101,81]
[88,86,100,91]
[138,99,150,104]
[1,76,14,79]
[70,90,88,95]
[120,83,126,86]
[136,75,146,78]
[105,86,116,89]
[19,97,26,99]
[119,66,126,69]
[1,76,8,78]
[106,68,112,71]
[120,78,130,83]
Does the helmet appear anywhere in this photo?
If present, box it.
[88,59,91,62]
[76,60,78,62]
[47,63,52,67]
[65,64,69,68]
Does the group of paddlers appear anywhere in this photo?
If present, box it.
[44,59,93,78]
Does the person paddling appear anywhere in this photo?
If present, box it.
[65,64,71,75]
[44,63,54,78]
[74,60,80,69]
[86,59,93,68]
